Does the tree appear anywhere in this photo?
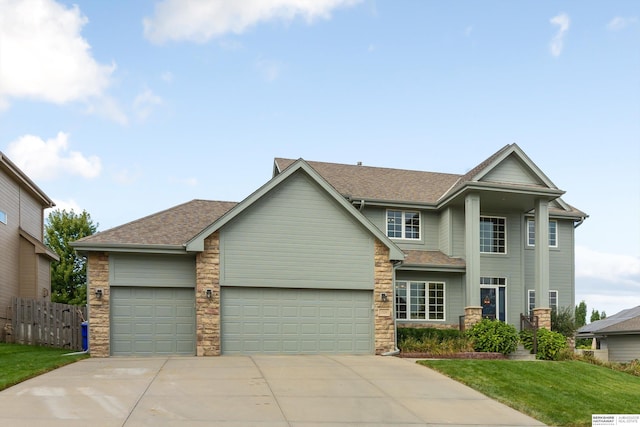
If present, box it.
[45,210,97,305]
[575,300,587,328]
[590,309,601,323]
[601,311,607,319]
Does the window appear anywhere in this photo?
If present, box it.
[527,219,558,247]
[395,281,445,320]
[480,216,506,253]
[0,210,6,224]
[387,210,420,240]
[528,290,559,314]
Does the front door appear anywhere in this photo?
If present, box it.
[481,287,506,322]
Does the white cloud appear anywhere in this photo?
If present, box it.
[549,13,570,57]
[47,198,82,214]
[576,245,640,287]
[6,132,102,181]
[255,57,284,82]
[85,96,128,125]
[607,16,638,31]
[143,0,362,44]
[133,88,163,120]
[0,0,115,107]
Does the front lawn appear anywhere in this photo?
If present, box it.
[419,359,640,427]
[0,343,89,391]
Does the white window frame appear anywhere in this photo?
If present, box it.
[527,219,558,248]
[386,210,421,240]
[0,210,6,224]
[395,281,445,321]
[528,290,559,314]
[480,216,506,254]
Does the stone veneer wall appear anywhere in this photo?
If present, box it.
[374,239,395,354]
[87,252,110,357]
[533,307,552,330]
[195,231,221,356]
[464,306,483,331]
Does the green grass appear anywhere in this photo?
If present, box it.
[418,359,640,427]
[0,343,89,391]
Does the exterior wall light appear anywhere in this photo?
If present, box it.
[206,289,213,299]
[95,288,103,299]
[380,292,388,302]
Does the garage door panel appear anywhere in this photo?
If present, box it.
[221,287,373,354]
[111,287,195,356]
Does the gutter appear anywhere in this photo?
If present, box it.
[382,259,404,356]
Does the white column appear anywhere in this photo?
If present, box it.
[465,193,481,307]
[534,199,550,308]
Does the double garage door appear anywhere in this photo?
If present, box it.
[110,287,373,356]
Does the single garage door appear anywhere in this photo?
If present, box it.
[110,287,196,356]
[221,287,373,354]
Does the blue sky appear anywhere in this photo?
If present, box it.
[1,0,638,319]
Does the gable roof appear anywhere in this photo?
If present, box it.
[275,143,586,218]
[577,306,640,336]
[187,159,405,260]
[0,151,55,208]
[72,200,237,253]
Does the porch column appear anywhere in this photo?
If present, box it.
[533,198,552,330]
[464,193,482,329]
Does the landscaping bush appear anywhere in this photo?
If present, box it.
[398,335,474,355]
[536,328,567,360]
[466,319,519,355]
[551,306,577,337]
[519,329,535,353]
[397,327,464,342]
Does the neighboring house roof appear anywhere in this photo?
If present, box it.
[0,151,55,208]
[577,306,640,337]
[275,143,587,219]
[72,200,238,252]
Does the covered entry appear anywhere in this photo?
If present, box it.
[221,287,373,354]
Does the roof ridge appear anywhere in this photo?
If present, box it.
[275,157,463,177]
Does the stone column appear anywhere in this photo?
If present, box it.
[87,252,110,357]
[195,231,221,356]
[534,199,551,330]
[374,239,395,354]
[464,193,482,329]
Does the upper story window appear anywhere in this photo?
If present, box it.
[386,210,420,240]
[527,219,558,247]
[480,216,506,253]
[0,210,6,224]
[528,290,559,314]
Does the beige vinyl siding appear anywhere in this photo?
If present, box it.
[606,336,640,363]
[18,188,42,238]
[221,172,374,290]
[18,237,37,298]
[38,256,51,298]
[481,154,543,186]
[0,169,21,322]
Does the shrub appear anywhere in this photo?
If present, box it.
[519,329,535,353]
[466,319,519,355]
[397,328,464,342]
[397,328,473,355]
[536,328,567,360]
[551,306,577,337]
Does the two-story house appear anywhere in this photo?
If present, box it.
[1,152,59,341]
[72,144,586,357]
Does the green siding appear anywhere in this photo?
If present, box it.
[361,206,439,252]
[110,254,196,288]
[481,154,543,186]
[221,172,374,289]
[221,287,373,354]
[110,287,196,356]
[438,208,452,255]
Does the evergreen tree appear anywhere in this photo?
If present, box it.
[575,300,587,328]
[590,309,601,323]
[45,209,98,305]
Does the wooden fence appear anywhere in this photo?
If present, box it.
[7,297,87,351]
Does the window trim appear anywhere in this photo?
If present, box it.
[528,289,559,314]
[480,216,507,254]
[386,209,421,241]
[395,281,446,321]
[527,219,558,248]
[0,210,6,225]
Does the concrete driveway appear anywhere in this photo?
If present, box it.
[0,355,544,426]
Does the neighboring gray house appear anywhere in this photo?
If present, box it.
[1,152,58,341]
[72,144,586,357]
[577,306,640,363]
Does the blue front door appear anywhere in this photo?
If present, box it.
[481,287,506,322]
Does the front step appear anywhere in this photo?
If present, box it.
[508,344,536,361]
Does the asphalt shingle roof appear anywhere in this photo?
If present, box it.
[403,250,466,268]
[577,306,640,335]
[74,199,237,247]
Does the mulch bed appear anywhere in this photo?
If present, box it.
[398,352,507,359]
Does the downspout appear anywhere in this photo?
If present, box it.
[359,200,365,211]
[382,259,403,356]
